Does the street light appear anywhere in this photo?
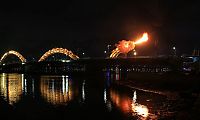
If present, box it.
[132,49,137,56]
[134,51,137,56]
[172,46,176,56]
[107,45,111,54]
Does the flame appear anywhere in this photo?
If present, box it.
[116,40,135,54]
[134,33,148,45]
[110,32,148,58]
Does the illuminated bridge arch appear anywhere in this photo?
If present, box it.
[110,48,121,58]
[0,50,26,63]
[38,48,79,62]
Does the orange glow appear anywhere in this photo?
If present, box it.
[110,48,121,58]
[0,73,23,105]
[40,75,74,105]
[110,88,150,119]
[116,40,135,54]
[38,48,79,62]
[132,103,149,118]
[110,32,148,58]
[0,50,26,63]
[134,33,148,45]
[110,90,132,113]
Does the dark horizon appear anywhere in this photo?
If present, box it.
[0,0,200,59]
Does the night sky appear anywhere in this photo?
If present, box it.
[0,0,200,59]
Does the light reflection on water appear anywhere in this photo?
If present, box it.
[131,91,149,119]
[40,75,73,105]
[82,80,85,102]
[0,73,86,106]
[0,73,24,105]
[0,73,176,119]
[109,88,158,120]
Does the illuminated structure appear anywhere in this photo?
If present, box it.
[38,48,79,62]
[110,48,121,58]
[110,33,148,58]
[0,50,26,63]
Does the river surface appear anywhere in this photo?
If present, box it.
[0,73,199,120]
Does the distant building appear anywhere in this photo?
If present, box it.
[192,49,200,56]
[182,55,200,74]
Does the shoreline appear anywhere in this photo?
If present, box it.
[113,72,200,99]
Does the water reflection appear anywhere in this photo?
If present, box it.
[110,88,157,120]
[0,72,175,119]
[106,66,121,81]
[110,88,132,114]
[131,91,149,119]
[115,66,120,81]
[104,88,112,112]
[82,80,85,102]
[0,73,24,105]
[40,75,74,105]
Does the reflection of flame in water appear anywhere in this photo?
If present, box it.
[40,75,72,105]
[131,91,149,119]
[0,73,24,105]
[110,89,150,119]
[132,104,149,118]
[110,89,133,113]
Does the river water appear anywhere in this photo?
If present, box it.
[0,73,199,120]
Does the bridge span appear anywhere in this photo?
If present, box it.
[0,48,199,75]
[0,47,79,64]
[0,56,189,75]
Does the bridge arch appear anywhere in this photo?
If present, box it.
[0,50,26,63]
[38,48,79,62]
[110,48,121,58]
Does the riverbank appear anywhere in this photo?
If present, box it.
[125,72,200,92]
[113,73,200,119]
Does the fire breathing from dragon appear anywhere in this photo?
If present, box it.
[110,33,148,58]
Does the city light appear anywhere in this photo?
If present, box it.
[134,52,137,56]
[172,46,176,55]
[61,60,71,62]
[133,50,137,56]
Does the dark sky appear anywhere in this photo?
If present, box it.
[0,0,200,59]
